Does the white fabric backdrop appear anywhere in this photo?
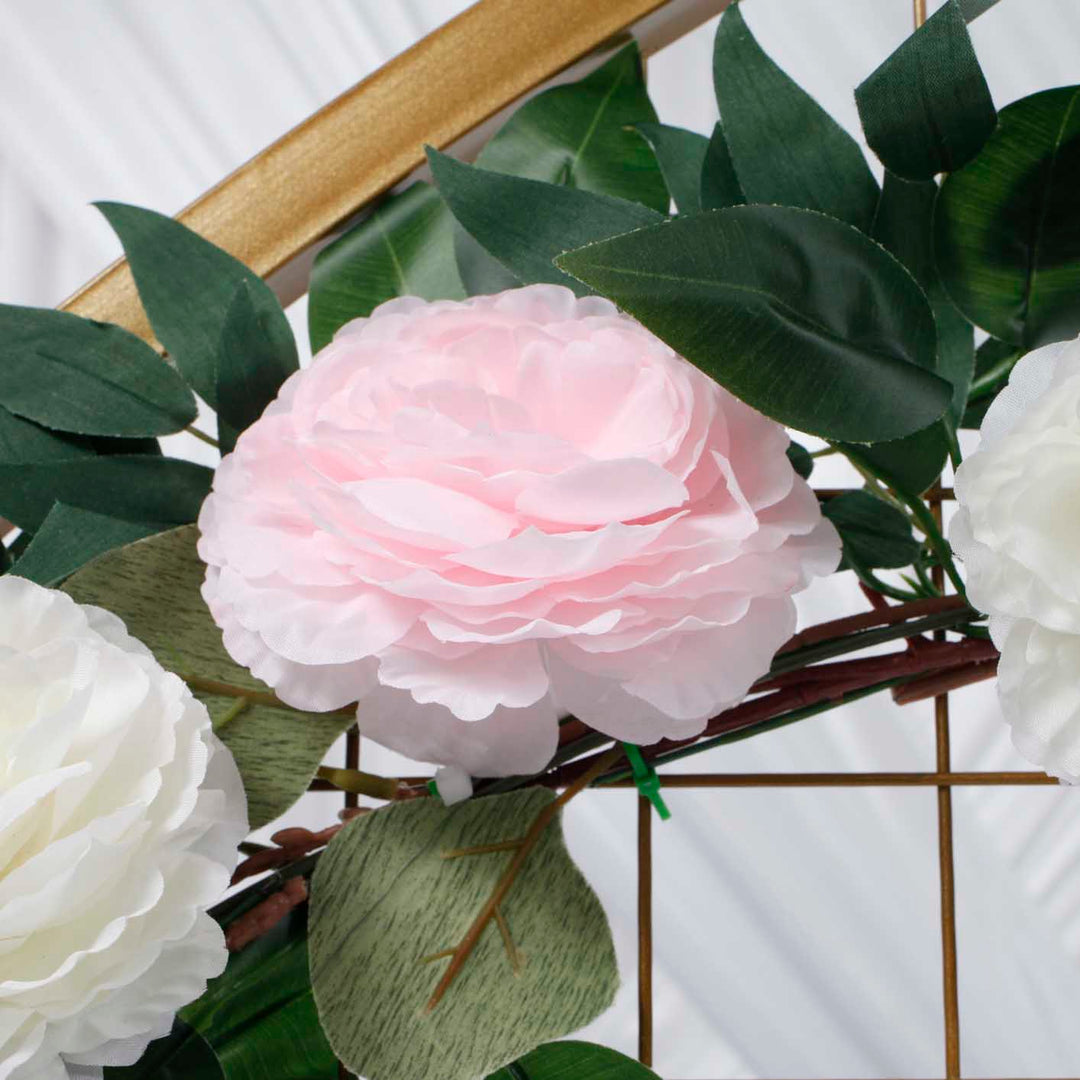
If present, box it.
[3,1,1080,1075]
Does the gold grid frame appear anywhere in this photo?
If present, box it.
[49,0,1068,1074]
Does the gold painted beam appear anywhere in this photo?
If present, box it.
[60,0,728,342]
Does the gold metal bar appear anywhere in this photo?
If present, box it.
[58,0,728,340]
[638,794,654,1067]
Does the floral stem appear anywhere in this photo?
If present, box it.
[902,489,966,595]
[315,765,408,802]
[184,424,220,449]
[182,673,356,717]
[424,746,623,1011]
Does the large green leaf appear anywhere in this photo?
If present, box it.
[823,490,920,570]
[488,1042,661,1080]
[0,455,211,532]
[308,181,465,353]
[96,202,298,408]
[0,305,197,437]
[106,905,335,1080]
[699,121,745,211]
[556,205,949,443]
[216,281,298,452]
[476,42,666,212]
[429,148,664,293]
[934,85,1080,348]
[633,122,709,214]
[961,336,1022,428]
[11,503,166,587]
[0,407,97,464]
[61,526,354,829]
[712,4,879,232]
[856,0,996,182]
[309,789,618,1080]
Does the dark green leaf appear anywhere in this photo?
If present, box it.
[634,122,709,214]
[957,0,1002,20]
[216,281,298,452]
[849,424,950,498]
[823,490,920,570]
[96,202,298,407]
[78,434,162,457]
[0,304,197,437]
[11,503,166,586]
[856,0,996,181]
[713,4,879,231]
[700,121,745,211]
[309,790,618,1080]
[62,526,354,828]
[556,204,949,443]
[454,225,523,296]
[934,85,1080,348]
[104,1018,223,1080]
[786,440,814,480]
[960,336,1022,428]
[487,1042,661,1080]
[476,42,667,212]
[308,182,465,353]
[429,148,664,293]
[0,455,211,532]
[0,407,97,464]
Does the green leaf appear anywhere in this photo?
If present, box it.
[849,424,951,498]
[699,121,745,211]
[104,1018,223,1080]
[429,148,664,293]
[11,503,166,586]
[934,85,1080,348]
[961,336,1022,429]
[216,281,299,452]
[61,526,354,828]
[454,225,523,296]
[476,42,667,213]
[556,204,949,443]
[308,182,465,353]
[96,202,298,408]
[823,490,920,570]
[487,1041,661,1080]
[0,407,97,464]
[856,0,996,182]
[0,455,211,532]
[107,905,335,1080]
[309,789,618,1080]
[786,440,813,480]
[712,4,879,232]
[0,305,197,438]
[633,122,709,215]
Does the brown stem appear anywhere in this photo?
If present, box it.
[776,594,969,655]
[892,658,999,705]
[226,876,308,951]
[425,746,623,1011]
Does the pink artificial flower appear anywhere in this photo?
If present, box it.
[198,285,839,782]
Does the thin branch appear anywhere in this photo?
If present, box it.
[424,747,623,1011]
[184,424,220,449]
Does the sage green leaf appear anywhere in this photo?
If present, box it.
[12,503,166,586]
[699,121,745,211]
[96,202,298,408]
[786,440,813,480]
[0,407,97,464]
[713,4,879,232]
[476,42,666,213]
[429,147,664,294]
[633,122,709,214]
[934,85,1080,348]
[216,281,299,452]
[309,789,618,1080]
[61,526,354,828]
[856,0,996,182]
[487,1041,661,1080]
[104,1019,223,1080]
[0,455,211,532]
[308,182,465,353]
[0,305,197,437]
[823,490,920,570]
[556,205,949,443]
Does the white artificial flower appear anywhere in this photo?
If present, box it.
[0,576,248,1079]
[951,333,1080,781]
